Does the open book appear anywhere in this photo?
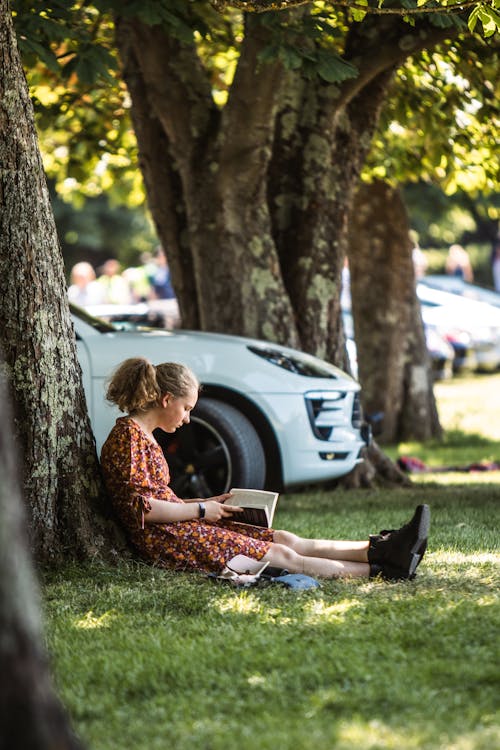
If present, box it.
[227,488,279,528]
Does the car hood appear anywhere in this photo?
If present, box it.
[75,320,358,393]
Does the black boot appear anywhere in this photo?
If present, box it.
[368,504,430,579]
[381,504,430,568]
[369,563,410,582]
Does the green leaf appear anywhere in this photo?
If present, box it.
[478,7,500,37]
[257,43,282,65]
[317,53,358,84]
[17,38,60,73]
[468,6,480,32]
[351,0,368,22]
[279,46,303,71]
[74,57,100,86]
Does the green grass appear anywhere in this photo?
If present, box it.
[42,375,500,750]
[385,372,500,469]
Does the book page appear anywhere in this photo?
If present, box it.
[229,488,279,509]
[228,488,279,527]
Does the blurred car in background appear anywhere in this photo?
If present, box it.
[72,304,369,498]
[417,283,500,372]
[419,275,500,309]
[85,299,181,330]
[343,309,455,381]
[423,327,456,380]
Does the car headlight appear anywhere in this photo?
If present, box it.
[247,345,338,378]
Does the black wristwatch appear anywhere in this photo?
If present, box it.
[198,502,206,519]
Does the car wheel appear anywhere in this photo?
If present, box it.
[153,398,266,498]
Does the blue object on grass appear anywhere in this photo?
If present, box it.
[272,573,321,589]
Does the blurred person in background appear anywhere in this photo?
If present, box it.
[145,248,180,328]
[97,258,132,305]
[445,244,474,282]
[412,243,428,280]
[122,262,154,303]
[149,247,176,300]
[67,261,105,306]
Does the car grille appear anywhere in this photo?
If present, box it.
[352,392,362,428]
[304,391,348,441]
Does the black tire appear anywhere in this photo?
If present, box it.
[153,398,266,498]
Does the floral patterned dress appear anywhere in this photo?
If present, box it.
[100,417,273,573]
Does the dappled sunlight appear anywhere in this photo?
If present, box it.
[334,719,499,750]
[411,472,500,486]
[336,718,424,749]
[73,610,117,630]
[246,673,268,687]
[423,552,499,591]
[212,591,268,617]
[210,589,372,627]
[416,593,497,616]
[303,597,360,625]
[429,551,499,565]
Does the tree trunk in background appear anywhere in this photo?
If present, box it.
[348,180,442,443]
[0,363,84,750]
[0,0,120,561]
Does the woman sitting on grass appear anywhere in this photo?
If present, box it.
[100,358,430,581]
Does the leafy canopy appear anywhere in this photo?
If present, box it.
[366,37,500,199]
[11,0,499,207]
[210,0,500,37]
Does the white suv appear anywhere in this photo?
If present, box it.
[73,304,369,497]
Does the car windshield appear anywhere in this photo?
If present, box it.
[70,303,116,333]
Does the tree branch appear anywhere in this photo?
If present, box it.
[211,0,480,16]
[335,18,461,110]
[117,15,218,160]
[218,14,285,184]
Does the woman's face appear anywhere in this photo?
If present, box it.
[159,386,199,432]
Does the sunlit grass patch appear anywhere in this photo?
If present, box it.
[434,373,500,441]
[335,718,426,750]
[386,373,500,468]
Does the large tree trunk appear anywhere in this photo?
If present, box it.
[348,180,442,443]
[0,0,118,561]
[268,56,397,364]
[116,13,299,344]
[0,360,84,750]
[115,11,454,350]
[115,8,453,485]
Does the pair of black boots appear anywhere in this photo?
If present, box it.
[368,504,430,581]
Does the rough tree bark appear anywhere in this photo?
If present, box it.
[115,14,299,343]
[0,0,119,562]
[0,360,85,750]
[348,180,442,443]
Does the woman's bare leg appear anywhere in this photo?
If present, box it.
[273,529,369,563]
[262,542,370,579]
